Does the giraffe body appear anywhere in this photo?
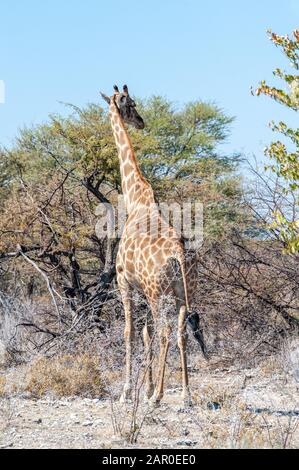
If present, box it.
[101,85,206,406]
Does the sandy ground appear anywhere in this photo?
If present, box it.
[0,360,298,449]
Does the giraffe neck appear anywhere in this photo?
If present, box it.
[109,100,155,213]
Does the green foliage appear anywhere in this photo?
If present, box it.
[135,96,235,180]
[0,95,244,251]
[255,29,299,253]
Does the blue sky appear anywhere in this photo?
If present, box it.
[0,0,298,165]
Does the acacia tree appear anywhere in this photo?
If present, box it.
[0,97,244,333]
[255,29,299,252]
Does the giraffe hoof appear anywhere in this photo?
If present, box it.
[143,387,155,403]
[119,388,132,404]
[148,396,161,409]
[143,395,153,404]
[119,395,132,404]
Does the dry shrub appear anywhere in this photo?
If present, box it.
[25,354,106,398]
[191,238,299,367]
[0,294,56,364]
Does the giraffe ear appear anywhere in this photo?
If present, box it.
[100,92,110,104]
[123,84,129,95]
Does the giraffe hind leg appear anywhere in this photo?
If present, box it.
[142,318,155,401]
[177,304,193,407]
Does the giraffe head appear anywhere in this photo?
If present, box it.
[100,84,145,130]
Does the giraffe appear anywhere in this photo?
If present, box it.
[100,85,207,407]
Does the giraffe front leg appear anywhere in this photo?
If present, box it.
[177,305,193,407]
[118,278,134,404]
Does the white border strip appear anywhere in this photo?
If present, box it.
[0,81,5,104]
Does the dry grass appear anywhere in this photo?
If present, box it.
[0,398,15,439]
[193,382,238,410]
[24,354,106,398]
[188,381,298,449]
[0,376,6,398]
[0,347,298,449]
[203,407,298,449]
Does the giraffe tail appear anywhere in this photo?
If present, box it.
[174,251,209,360]
[187,312,209,360]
